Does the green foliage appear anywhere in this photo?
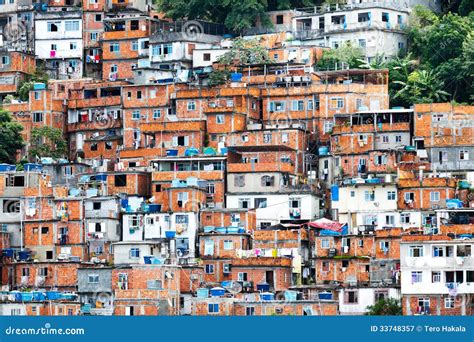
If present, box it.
[29,126,67,161]
[208,70,231,86]
[316,42,364,70]
[366,298,402,316]
[217,37,273,66]
[156,0,324,32]
[405,8,473,104]
[0,109,24,164]
[17,68,49,102]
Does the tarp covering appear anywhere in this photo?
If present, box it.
[308,218,348,235]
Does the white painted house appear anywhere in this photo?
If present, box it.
[35,9,83,79]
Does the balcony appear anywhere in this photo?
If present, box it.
[68,96,122,109]
[86,209,119,219]
[227,162,294,173]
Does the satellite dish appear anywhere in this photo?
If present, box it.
[223,281,242,295]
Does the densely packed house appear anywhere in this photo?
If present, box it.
[0,0,472,316]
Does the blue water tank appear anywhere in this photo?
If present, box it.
[210,287,226,297]
[261,292,274,301]
[318,147,329,156]
[230,73,243,82]
[197,288,209,298]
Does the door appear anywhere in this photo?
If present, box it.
[265,271,274,289]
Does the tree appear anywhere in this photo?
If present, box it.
[406,7,473,103]
[208,37,272,85]
[366,298,402,315]
[393,69,450,104]
[316,42,364,70]
[217,37,273,66]
[0,109,24,164]
[17,68,49,102]
[28,126,67,161]
[156,0,325,32]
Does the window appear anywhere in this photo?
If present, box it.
[323,120,334,134]
[246,307,255,316]
[65,20,80,31]
[374,290,388,302]
[39,267,48,276]
[385,215,395,226]
[187,101,196,110]
[31,112,44,123]
[206,183,215,195]
[374,155,387,165]
[358,12,370,22]
[445,297,455,309]
[439,151,448,162]
[401,213,410,224]
[411,271,422,283]
[223,240,233,250]
[234,175,245,187]
[114,175,127,186]
[382,135,389,143]
[95,14,102,22]
[263,133,272,143]
[364,191,375,202]
[344,290,358,304]
[216,115,225,124]
[237,272,248,281]
[261,175,274,187]
[358,239,364,247]
[382,12,389,22]
[254,198,267,209]
[404,192,415,202]
[269,101,285,112]
[152,109,161,119]
[47,22,59,32]
[291,100,304,111]
[131,110,140,120]
[208,303,219,314]
[409,246,424,257]
[109,43,120,52]
[460,150,469,160]
[379,241,389,253]
[1,56,10,65]
[432,246,446,257]
[129,248,140,258]
[22,267,30,276]
[69,42,77,50]
[137,91,142,99]
[432,271,441,283]
[90,32,98,41]
[330,97,344,109]
[238,198,250,209]
[41,227,49,234]
[395,135,402,143]
[429,191,440,202]
[321,239,330,249]
[350,191,355,197]
[457,245,472,257]
[418,297,430,311]
[387,191,396,200]
[92,202,101,210]
[203,53,211,61]
[111,64,118,73]
[88,274,99,283]
[205,264,214,274]
[289,198,301,209]
[132,40,139,51]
